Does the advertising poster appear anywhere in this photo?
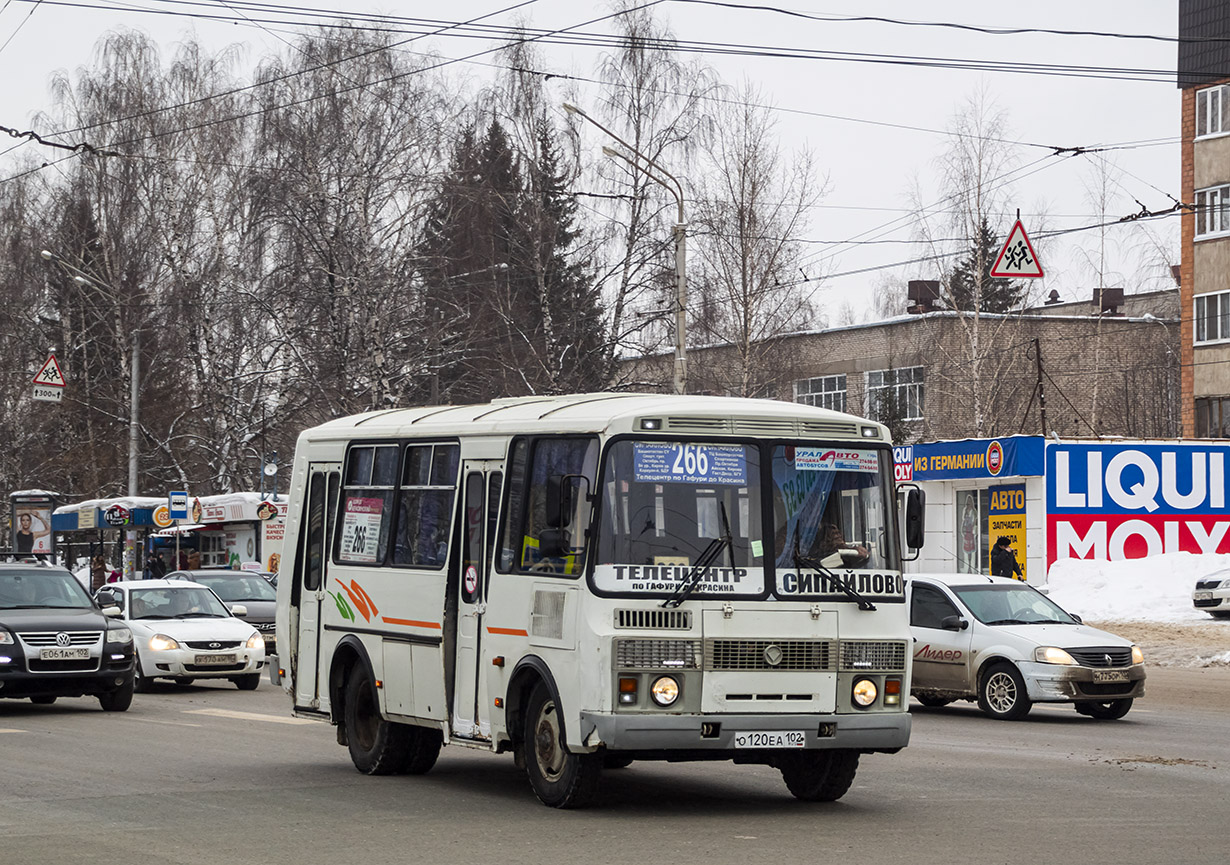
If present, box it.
[988,483,1027,581]
[12,502,53,555]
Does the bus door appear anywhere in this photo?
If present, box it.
[452,460,503,739]
[293,463,340,709]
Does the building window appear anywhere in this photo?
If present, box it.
[1197,84,1230,138]
[1195,397,1230,438]
[795,374,847,412]
[1195,185,1230,238]
[1195,291,1230,344]
[866,366,924,422]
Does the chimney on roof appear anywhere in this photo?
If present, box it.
[1092,287,1125,316]
[907,280,941,314]
[1170,264,1181,286]
[1043,289,1062,305]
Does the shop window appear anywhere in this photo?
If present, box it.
[955,489,991,575]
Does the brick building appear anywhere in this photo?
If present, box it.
[1179,1,1230,436]
[622,289,1179,444]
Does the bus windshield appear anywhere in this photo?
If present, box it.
[594,439,899,601]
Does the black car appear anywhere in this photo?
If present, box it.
[165,569,277,654]
[0,560,135,710]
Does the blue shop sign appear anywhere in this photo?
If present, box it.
[907,436,1044,481]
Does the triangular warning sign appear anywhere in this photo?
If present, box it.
[33,354,66,387]
[990,220,1044,278]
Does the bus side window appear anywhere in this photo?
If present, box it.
[498,437,597,576]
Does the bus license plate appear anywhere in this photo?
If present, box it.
[1092,669,1129,683]
[1194,591,1213,601]
[733,731,806,748]
[194,654,236,666]
[39,647,89,660]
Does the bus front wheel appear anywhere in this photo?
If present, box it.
[778,750,860,802]
[523,681,601,808]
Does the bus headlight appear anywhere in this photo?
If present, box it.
[852,678,878,708]
[650,676,680,706]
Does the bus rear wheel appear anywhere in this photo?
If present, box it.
[778,750,860,802]
[523,681,601,808]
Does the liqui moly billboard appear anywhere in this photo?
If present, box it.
[1046,442,1230,567]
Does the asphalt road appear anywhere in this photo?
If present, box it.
[2,667,1226,865]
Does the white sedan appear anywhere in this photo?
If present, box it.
[95,580,266,691]
[1193,568,1230,618]
[907,573,1145,720]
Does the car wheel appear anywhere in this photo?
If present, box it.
[977,662,1032,720]
[1078,698,1133,720]
[915,694,953,708]
[524,681,601,808]
[343,668,422,775]
[133,653,154,693]
[29,695,57,705]
[778,750,860,802]
[232,674,261,691]
[98,678,135,712]
[1209,610,1230,620]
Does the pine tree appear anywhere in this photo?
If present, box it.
[946,217,1026,313]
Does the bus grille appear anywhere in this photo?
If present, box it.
[839,640,907,671]
[616,639,702,670]
[705,639,833,671]
[614,609,692,630]
[799,420,861,437]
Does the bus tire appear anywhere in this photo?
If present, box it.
[778,750,860,802]
[524,681,601,808]
[396,726,443,775]
[344,668,411,775]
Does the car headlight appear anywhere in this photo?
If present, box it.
[1131,645,1144,665]
[1220,579,1230,589]
[246,632,265,650]
[149,633,180,651]
[852,678,878,707]
[0,631,13,645]
[106,627,132,644]
[1034,646,1078,665]
[650,676,680,706]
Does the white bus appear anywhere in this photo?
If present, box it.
[273,393,923,807]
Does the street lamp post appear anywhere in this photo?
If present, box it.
[563,103,688,395]
[40,249,141,579]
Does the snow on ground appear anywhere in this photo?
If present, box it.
[1045,553,1230,624]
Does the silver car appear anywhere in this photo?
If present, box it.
[907,573,1145,720]
[1192,568,1230,618]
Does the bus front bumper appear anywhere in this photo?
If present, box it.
[578,711,910,754]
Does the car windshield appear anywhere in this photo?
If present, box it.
[128,587,231,619]
[951,584,1078,625]
[191,574,276,603]
[0,569,94,609]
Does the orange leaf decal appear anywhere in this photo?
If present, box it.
[338,580,371,622]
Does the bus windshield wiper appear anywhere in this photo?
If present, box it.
[793,538,876,611]
[661,503,732,609]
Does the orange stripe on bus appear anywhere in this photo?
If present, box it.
[487,627,529,636]
[381,617,441,629]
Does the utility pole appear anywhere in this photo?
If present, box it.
[563,103,688,394]
[1033,337,1048,434]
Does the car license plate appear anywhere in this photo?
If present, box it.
[733,731,806,748]
[39,647,90,660]
[1092,669,1130,683]
[194,653,236,666]
[1194,591,1213,601]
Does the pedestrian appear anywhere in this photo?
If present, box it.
[150,552,167,579]
[107,568,122,584]
[90,553,106,591]
[990,535,1024,580]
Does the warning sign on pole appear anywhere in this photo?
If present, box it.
[32,354,66,402]
[990,220,1044,278]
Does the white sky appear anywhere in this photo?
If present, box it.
[0,1,1181,318]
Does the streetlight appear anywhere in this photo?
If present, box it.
[40,249,141,579]
[562,102,688,395]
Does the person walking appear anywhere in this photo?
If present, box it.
[990,535,1024,580]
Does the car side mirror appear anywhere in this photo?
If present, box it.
[101,605,122,618]
[230,604,248,617]
[940,615,968,631]
[1069,613,1083,624]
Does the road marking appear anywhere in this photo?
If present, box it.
[0,728,27,734]
[184,708,315,725]
[126,717,202,727]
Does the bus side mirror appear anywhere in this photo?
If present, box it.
[538,528,570,558]
[904,487,926,550]
[545,475,572,529]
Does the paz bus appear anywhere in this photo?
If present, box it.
[272,393,924,808]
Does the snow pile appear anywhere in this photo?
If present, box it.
[1045,553,1230,624]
